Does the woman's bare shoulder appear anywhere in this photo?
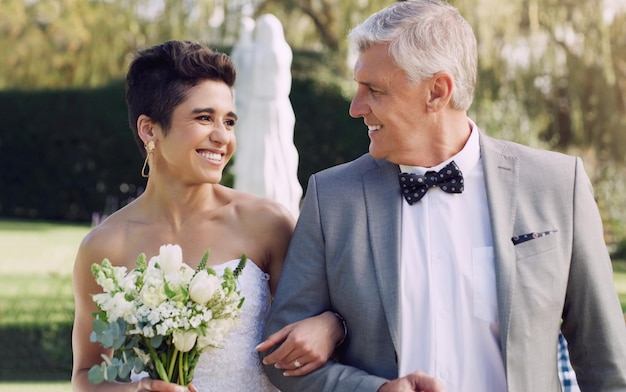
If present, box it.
[75,208,137,269]
[226,188,295,231]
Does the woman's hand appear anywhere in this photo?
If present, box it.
[136,379,197,392]
[256,311,346,376]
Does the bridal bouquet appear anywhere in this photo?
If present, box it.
[88,244,246,387]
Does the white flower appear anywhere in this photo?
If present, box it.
[98,276,117,293]
[113,266,129,286]
[159,244,183,276]
[93,292,135,322]
[189,270,220,304]
[173,330,198,352]
[121,270,140,294]
[88,244,247,387]
[140,282,166,308]
[196,318,235,349]
[142,325,155,338]
[179,264,195,285]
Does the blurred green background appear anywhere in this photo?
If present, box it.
[1,0,625,246]
[0,0,625,389]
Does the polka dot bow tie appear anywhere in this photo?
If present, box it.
[398,161,464,205]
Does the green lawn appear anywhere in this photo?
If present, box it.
[0,219,90,275]
[0,219,89,389]
[0,382,71,392]
[0,219,88,327]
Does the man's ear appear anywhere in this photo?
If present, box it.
[426,72,454,112]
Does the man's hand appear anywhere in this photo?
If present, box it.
[377,371,445,392]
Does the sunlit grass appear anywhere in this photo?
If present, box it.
[0,219,90,275]
[0,381,70,391]
[0,274,74,326]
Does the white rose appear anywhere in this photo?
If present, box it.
[173,330,198,352]
[189,270,220,304]
[140,284,166,308]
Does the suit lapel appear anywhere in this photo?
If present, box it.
[362,159,402,350]
[479,133,518,358]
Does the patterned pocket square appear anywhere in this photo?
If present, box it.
[512,229,558,245]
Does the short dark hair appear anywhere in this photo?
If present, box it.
[125,40,236,151]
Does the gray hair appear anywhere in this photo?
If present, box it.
[348,0,477,111]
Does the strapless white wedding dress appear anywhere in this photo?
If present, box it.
[132,259,278,392]
[191,259,278,391]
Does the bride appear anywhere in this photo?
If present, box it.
[71,40,345,392]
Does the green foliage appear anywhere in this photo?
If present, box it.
[613,260,626,313]
[0,323,73,381]
[612,240,626,261]
[91,318,128,350]
[290,77,368,192]
[1,0,625,244]
[233,254,247,279]
[0,272,74,381]
[0,0,238,90]
[88,318,144,383]
[197,250,210,272]
[0,50,365,223]
[0,81,145,222]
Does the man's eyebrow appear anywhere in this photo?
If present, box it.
[191,107,238,121]
[355,80,376,89]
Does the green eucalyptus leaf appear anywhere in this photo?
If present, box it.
[105,364,118,381]
[87,364,105,384]
[133,357,145,373]
[119,360,133,380]
[150,335,164,348]
[92,318,108,334]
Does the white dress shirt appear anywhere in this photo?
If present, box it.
[398,123,507,391]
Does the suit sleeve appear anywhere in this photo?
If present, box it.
[262,175,388,392]
[561,157,626,388]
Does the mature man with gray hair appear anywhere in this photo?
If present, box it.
[261,1,626,391]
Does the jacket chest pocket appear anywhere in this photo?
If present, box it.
[514,235,561,313]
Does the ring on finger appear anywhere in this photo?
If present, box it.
[294,359,302,368]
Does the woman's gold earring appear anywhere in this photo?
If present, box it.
[141,140,155,178]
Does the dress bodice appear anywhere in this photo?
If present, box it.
[191,259,278,391]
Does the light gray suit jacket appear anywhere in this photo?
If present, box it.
[263,132,626,391]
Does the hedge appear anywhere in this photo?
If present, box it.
[0,51,367,223]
